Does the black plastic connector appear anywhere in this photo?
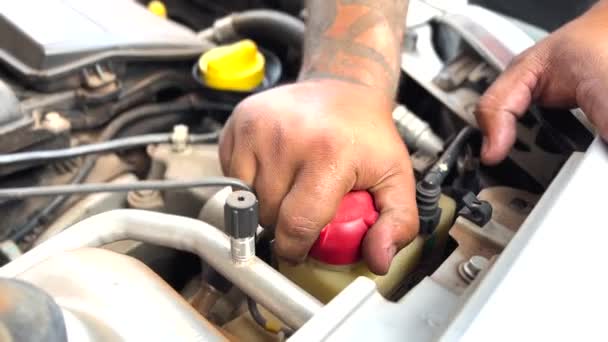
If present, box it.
[416,178,442,235]
[459,192,493,227]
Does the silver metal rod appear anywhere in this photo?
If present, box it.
[0,210,322,329]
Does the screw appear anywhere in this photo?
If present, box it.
[458,255,489,284]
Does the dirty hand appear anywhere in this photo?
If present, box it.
[219,80,418,274]
[476,1,608,164]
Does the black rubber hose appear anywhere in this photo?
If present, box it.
[0,132,219,165]
[99,94,227,139]
[232,10,304,48]
[71,71,198,130]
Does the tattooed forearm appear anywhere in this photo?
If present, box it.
[299,0,409,95]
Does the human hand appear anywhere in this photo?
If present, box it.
[219,79,418,274]
[476,1,608,164]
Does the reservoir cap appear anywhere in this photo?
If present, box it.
[198,39,265,92]
[309,191,378,265]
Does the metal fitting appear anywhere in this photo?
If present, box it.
[224,191,258,264]
[393,105,443,155]
[171,124,189,152]
[230,236,256,264]
[458,255,489,284]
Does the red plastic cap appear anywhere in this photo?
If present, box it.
[309,191,379,265]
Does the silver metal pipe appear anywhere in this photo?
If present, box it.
[0,209,322,329]
[393,105,444,155]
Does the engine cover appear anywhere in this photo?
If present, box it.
[0,0,205,84]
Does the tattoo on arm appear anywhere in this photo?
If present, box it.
[299,0,409,95]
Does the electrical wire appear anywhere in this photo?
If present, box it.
[9,95,233,242]
[6,178,250,242]
[416,126,478,234]
[0,132,219,165]
[422,126,477,186]
[247,297,292,336]
[0,178,251,200]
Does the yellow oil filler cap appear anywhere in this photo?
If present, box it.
[198,40,265,92]
[147,1,167,18]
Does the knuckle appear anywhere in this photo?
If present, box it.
[476,94,498,117]
[309,131,340,158]
[282,214,321,240]
[236,116,259,140]
[232,99,265,137]
[269,121,287,161]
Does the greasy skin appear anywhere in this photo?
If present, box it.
[477,1,608,164]
[219,0,415,275]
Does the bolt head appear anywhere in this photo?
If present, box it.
[458,255,489,284]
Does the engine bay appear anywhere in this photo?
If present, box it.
[0,1,596,341]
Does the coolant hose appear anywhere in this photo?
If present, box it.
[0,210,322,329]
[202,10,304,48]
[232,10,304,48]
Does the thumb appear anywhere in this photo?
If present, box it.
[476,51,545,165]
[362,164,418,275]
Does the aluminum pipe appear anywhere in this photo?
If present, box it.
[0,209,322,329]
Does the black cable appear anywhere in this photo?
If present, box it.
[99,95,231,140]
[416,126,477,234]
[72,71,198,130]
[423,126,477,186]
[11,95,232,242]
[0,132,219,165]
[247,297,291,336]
[247,297,269,329]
